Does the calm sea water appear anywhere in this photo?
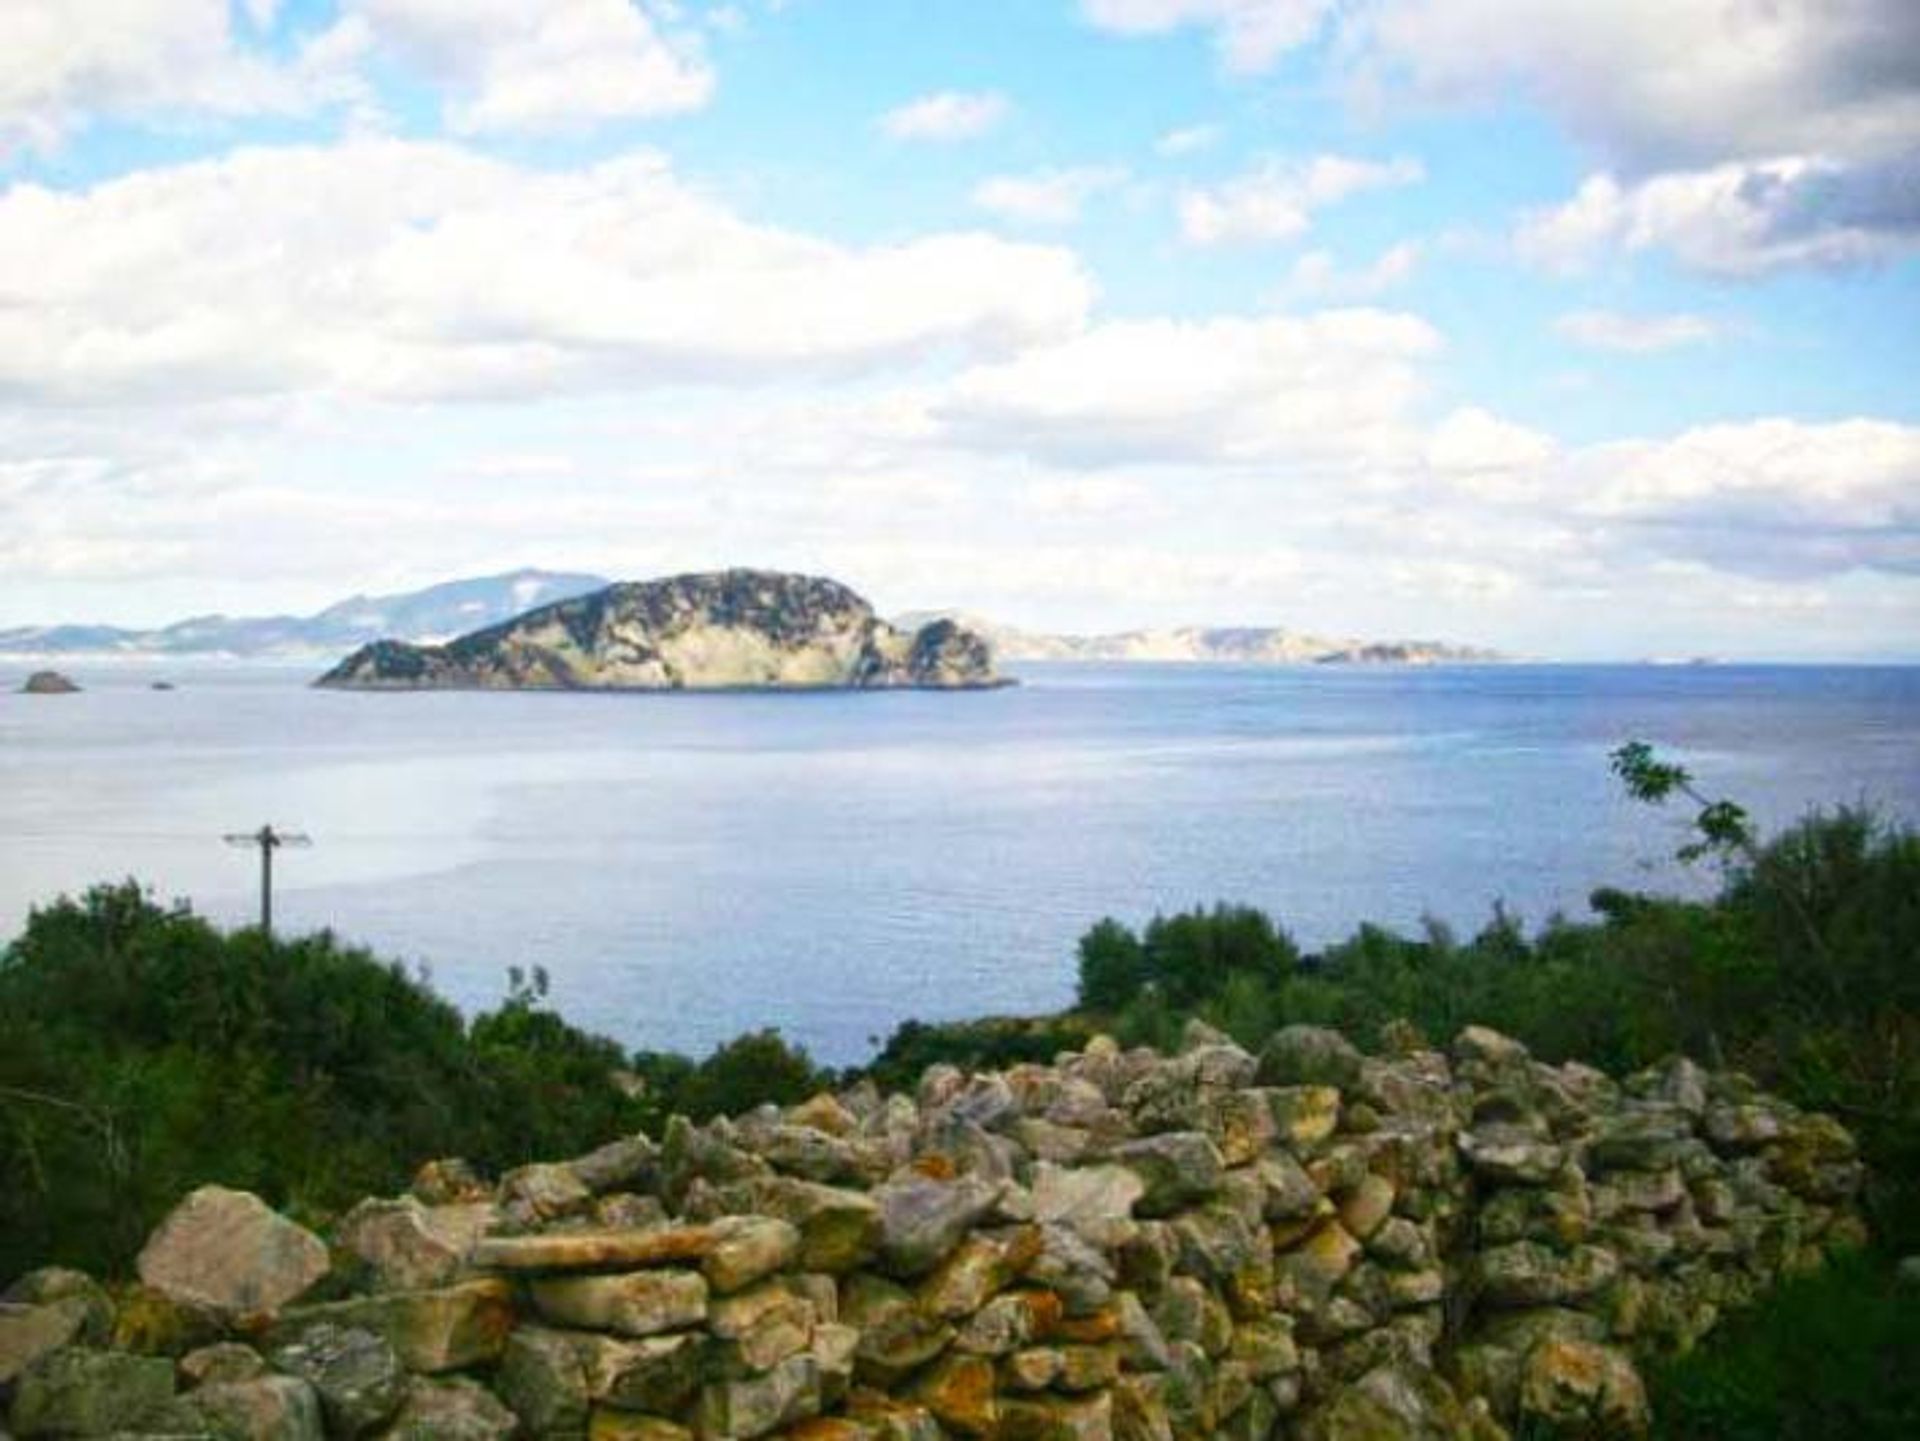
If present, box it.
[2,662,1915,1065]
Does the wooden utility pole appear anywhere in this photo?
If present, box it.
[222,825,311,936]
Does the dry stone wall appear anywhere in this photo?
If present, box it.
[0,1022,1867,1440]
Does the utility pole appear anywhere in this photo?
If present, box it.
[222,825,311,937]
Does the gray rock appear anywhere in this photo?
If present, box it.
[269,1324,405,1437]
[874,1175,1001,1277]
[375,1377,516,1439]
[1111,1132,1224,1217]
[163,1374,324,1440]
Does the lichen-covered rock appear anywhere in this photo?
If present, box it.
[0,1301,92,1387]
[1257,1027,1365,1091]
[874,1176,1001,1277]
[162,1373,326,1440]
[377,1376,517,1439]
[1517,1337,1649,1437]
[269,1324,406,1436]
[137,1186,329,1315]
[8,1348,175,1436]
[529,1269,710,1337]
[273,1280,514,1373]
[335,1197,496,1293]
[1110,1134,1224,1217]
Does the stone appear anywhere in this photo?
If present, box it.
[1338,1175,1397,1241]
[0,1300,91,1387]
[109,1285,225,1357]
[529,1269,709,1337]
[589,1412,692,1441]
[163,1374,325,1440]
[1476,1243,1622,1309]
[410,1159,490,1205]
[841,1274,954,1386]
[1,1270,112,1345]
[998,1391,1115,1441]
[335,1198,495,1292]
[377,1376,517,1439]
[1297,1361,1479,1441]
[721,1178,884,1273]
[475,1225,719,1273]
[1517,1337,1650,1437]
[273,1279,515,1373]
[567,1135,661,1194]
[1453,1026,1531,1067]
[269,1324,406,1436]
[137,1186,330,1315]
[1253,1154,1323,1221]
[710,1282,816,1374]
[956,1290,1062,1356]
[873,1175,1001,1276]
[8,1348,175,1436]
[492,1327,589,1439]
[1458,1125,1565,1185]
[699,1352,822,1439]
[918,1228,1041,1319]
[1257,1027,1364,1090]
[915,1353,999,1437]
[1110,1133,1224,1217]
[1032,1164,1144,1245]
[1267,1088,1342,1148]
[705,1216,802,1294]
[180,1342,269,1388]
[578,1332,711,1414]
[500,1163,596,1224]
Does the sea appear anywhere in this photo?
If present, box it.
[2,661,1916,1066]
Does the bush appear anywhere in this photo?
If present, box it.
[0,884,647,1278]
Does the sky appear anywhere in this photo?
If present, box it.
[2,1,1917,659]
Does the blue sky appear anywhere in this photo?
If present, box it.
[2,1,1916,657]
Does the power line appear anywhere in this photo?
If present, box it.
[221,825,311,937]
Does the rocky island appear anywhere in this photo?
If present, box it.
[18,670,80,694]
[316,571,1008,692]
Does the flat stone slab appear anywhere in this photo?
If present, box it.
[474,1226,721,1274]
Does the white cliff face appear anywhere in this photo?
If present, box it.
[316,571,1008,692]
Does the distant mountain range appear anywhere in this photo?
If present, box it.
[0,571,1501,665]
[892,613,1503,666]
[0,570,608,659]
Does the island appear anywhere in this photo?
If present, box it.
[315,570,1009,691]
[19,670,80,694]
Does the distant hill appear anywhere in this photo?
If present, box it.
[892,612,1503,666]
[318,570,1007,692]
[0,569,609,659]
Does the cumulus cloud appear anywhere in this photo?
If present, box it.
[1554,310,1722,353]
[1279,241,1421,300]
[335,0,712,132]
[1080,1,1334,75]
[878,91,1010,143]
[0,0,309,153]
[1516,155,1920,276]
[0,139,1093,405]
[973,167,1128,225]
[935,309,1441,468]
[1179,154,1423,244]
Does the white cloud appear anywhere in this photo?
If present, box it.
[1554,310,1721,353]
[0,139,1093,405]
[1155,124,1221,157]
[339,0,712,133]
[1425,407,1557,498]
[1516,156,1920,276]
[1179,154,1423,244]
[1279,241,1420,300]
[936,309,1441,468]
[973,167,1128,226]
[0,0,307,153]
[878,91,1009,143]
[1081,1,1335,75]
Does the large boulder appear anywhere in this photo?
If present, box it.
[8,1347,175,1436]
[137,1186,329,1315]
[270,1324,407,1436]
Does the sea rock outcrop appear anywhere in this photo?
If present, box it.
[316,572,1007,692]
[18,670,79,694]
[1,1024,1865,1439]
